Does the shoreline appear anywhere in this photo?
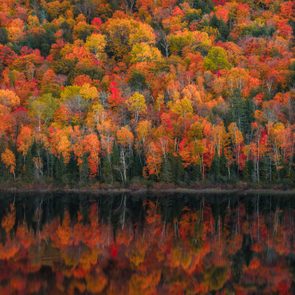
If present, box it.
[0,183,294,196]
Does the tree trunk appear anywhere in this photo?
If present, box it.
[120,148,127,184]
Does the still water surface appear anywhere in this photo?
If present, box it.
[0,192,294,294]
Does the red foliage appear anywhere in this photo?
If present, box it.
[108,81,124,107]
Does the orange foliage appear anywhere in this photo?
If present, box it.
[1,148,16,176]
[17,125,33,156]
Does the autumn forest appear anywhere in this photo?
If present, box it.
[0,0,294,187]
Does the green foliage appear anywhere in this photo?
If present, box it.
[75,66,104,81]
[79,154,89,183]
[67,153,80,183]
[168,31,195,55]
[0,27,8,44]
[204,46,231,71]
[60,21,73,43]
[128,71,148,91]
[227,91,254,141]
[210,152,228,183]
[192,0,214,14]
[160,157,173,183]
[184,8,202,24]
[52,59,77,77]
[29,94,59,126]
[209,15,230,41]
[101,157,113,184]
[241,25,275,38]
[18,25,56,56]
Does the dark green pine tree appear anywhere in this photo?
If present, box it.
[183,165,199,185]
[67,153,79,184]
[172,156,185,184]
[54,156,67,184]
[209,15,230,41]
[210,151,229,183]
[229,90,254,142]
[79,154,89,184]
[0,27,8,44]
[160,156,173,183]
[192,0,214,14]
[21,148,35,182]
[101,156,113,184]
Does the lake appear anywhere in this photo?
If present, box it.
[0,192,294,294]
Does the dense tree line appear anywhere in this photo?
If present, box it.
[0,0,294,186]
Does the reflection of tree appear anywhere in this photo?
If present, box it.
[0,194,294,294]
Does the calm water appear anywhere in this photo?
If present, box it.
[0,192,294,294]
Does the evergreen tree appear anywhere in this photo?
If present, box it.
[209,15,230,41]
[79,154,89,184]
[192,0,214,14]
[228,90,254,142]
[101,157,113,184]
[160,157,173,183]
[0,27,8,44]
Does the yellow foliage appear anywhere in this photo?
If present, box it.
[126,92,147,120]
[169,97,193,117]
[136,120,152,142]
[80,83,98,100]
[0,89,20,109]
[104,17,155,58]
[85,33,106,60]
[130,43,162,63]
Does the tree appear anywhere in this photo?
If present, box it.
[130,43,162,63]
[0,45,16,73]
[144,141,163,177]
[17,126,33,157]
[168,30,212,56]
[126,92,147,122]
[59,85,97,125]
[74,133,100,177]
[85,33,106,60]
[192,0,214,14]
[49,127,72,164]
[204,46,231,71]
[29,94,58,131]
[104,15,155,59]
[168,98,193,118]
[1,148,16,179]
[108,81,124,107]
[0,28,8,44]
[116,126,134,183]
[228,122,244,172]
[136,120,151,147]
[7,18,25,42]
[0,89,20,110]
[40,69,61,96]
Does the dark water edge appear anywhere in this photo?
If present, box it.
[0,187,295,197]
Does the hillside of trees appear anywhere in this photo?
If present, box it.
[0,0,294,187]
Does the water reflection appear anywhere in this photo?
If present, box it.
[0,193,294,294]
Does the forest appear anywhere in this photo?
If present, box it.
[0,0,294,187]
